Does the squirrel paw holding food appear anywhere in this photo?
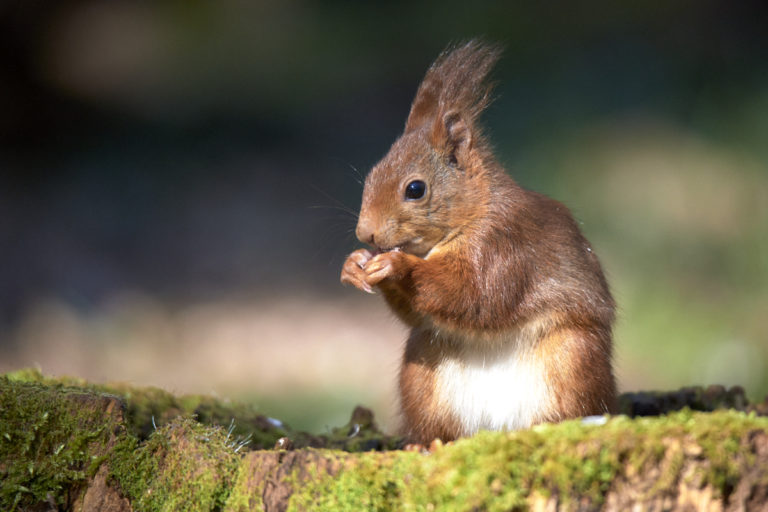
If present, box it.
[341,40,616,445]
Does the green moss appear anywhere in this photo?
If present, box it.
[418,410,764,510]
[0,377,124,511]
[109,417,240,512]
[286,450,423,511]
[279,410,768,510]
[3,370,767,510]
[6,367,287,449]
[221,456,265,511]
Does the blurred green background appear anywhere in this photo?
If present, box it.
[1,1,766,433]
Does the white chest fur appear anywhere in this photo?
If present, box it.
[434,337,551,435]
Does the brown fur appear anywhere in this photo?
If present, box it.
[398,329,464,442]
[340,40,616,444]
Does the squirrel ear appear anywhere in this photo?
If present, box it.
[405,87,438,133]
[433,110,472,165]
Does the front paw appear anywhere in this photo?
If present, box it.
[340,248,375,294]
[364,250,406,287]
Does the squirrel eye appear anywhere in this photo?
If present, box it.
[404,180,426,200]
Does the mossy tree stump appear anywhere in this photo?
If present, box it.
[1,371,767,511]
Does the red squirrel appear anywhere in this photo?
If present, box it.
[340,40,616,444]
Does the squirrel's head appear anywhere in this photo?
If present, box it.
[356,40,502,258]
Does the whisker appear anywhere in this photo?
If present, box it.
[308,204,358,219]
[328,157,366,187]
[307,183,360,219]
[346,163,365,186]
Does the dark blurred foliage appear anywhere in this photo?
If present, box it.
[1,0,767,332]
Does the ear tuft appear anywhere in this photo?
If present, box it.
[404,39,501,167]
[404,39,501,135]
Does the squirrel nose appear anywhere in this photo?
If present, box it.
[356,218,375,245]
